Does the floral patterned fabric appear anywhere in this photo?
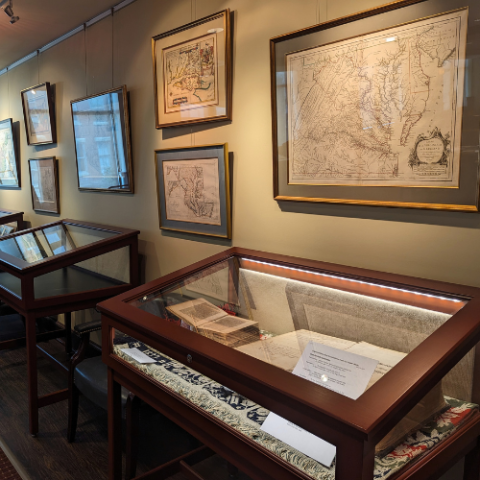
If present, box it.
[113,335,478,480]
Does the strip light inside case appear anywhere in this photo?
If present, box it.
[244,258,462,303]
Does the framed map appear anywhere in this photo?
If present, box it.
[152,10,232,128]
[271,0,480,211]
[70,86,134,193]
[21,82,56,146]
[28,157,60,214]
[155,144,231,238]
[0,118,20,188]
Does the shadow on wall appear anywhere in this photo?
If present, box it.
[278,201,480,230]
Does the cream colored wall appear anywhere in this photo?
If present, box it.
[0,0,479,292]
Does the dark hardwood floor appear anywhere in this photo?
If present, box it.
[0,340,252,480]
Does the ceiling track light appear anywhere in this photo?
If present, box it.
[0,0,19,24]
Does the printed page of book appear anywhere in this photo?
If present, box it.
[236,329,355,372]
[167,298,227,327]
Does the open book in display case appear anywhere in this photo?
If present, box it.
[99,247,480,480]
[0,218,139,436]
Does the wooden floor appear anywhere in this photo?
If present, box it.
[0,341,252,480]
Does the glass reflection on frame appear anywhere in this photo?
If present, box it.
[71,85,134,193]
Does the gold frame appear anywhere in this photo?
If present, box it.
[152,10,232,129]
[70,85,134,194]
[154,143,232,239]
[271,0,479,211]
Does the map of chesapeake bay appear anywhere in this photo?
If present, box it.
[163,158,221,225]
[287,9,467,187]
[163,33,218,113]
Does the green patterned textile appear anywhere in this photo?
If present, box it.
[113,336,478,480]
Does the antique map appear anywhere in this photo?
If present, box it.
[0,123,17,186]
[163,33,218,113]
[163,158,221,225]
[287,9,467,187]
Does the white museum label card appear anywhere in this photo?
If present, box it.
[261,412,336,467]
[121,348,157,364]
[261,342,378,466]
[292,341,378,400]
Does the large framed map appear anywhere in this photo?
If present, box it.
[21,82,56,146]
[152,10,232,128]
[155,144,231,238]
[0,118,20,188]
[271,0,480,211]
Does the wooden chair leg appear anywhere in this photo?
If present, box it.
[125,394,141,480]
[68,384,80,443]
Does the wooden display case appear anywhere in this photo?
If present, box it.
[0,219,139,435]
[98,248,480,480]
[0,208,24,234]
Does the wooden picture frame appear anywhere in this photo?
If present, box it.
[271,0,480,211]
[70,85,134,193]
[155,144,231,238]
[152,9,232,128]
[0,118,20,188]
[21,82,56,146]
[28,157,59,214]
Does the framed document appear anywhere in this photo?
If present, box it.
[152,10,232,128]
[0,118,20,188]
[70,86,134,193]
[271,0,480,211]
[28,157,60,214]
[155,144,231,238]
[21,82,56,145]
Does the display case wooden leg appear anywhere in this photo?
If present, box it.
[463,439,480,480]
[25,314,39,436]
[108,368,122,480]
[335,438,375,480]
[125,393,141,480]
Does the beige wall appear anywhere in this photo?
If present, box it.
[0,0,479,290]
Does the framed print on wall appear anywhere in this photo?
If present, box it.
[21,82,56,145]
[152,9,232,128]
[70,85,134,193]
[0,118,20,188]
[271,0,480,211]
[155,144,231,238]
[28,157,59,214]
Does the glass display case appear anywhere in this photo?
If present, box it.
[0,208,24,235]
[99,248,480,480]
[0,219,139,435]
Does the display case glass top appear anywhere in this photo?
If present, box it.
[101,248,480,479]
[0,220,120,269]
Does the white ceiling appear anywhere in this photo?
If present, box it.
[0,0,126,71]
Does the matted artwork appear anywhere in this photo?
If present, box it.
[0,118,19,188]
[155,144,231,238]
[28,157,59,214]
[152,10,231,128]
[70,86,134,193]
[21,82,56,145]
[271,1,479,211]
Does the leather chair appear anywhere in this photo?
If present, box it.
[68,319,140,480]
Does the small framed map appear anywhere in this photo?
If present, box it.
[28,157,60,214]
[0,118,20,188]
[152,10,232,128]
[271,0,480,211]
[155,144,231,238]
[21,82,56,146]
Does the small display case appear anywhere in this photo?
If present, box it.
[0,208,24,235]
[0,219,139,435]
[99,248,480,480]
